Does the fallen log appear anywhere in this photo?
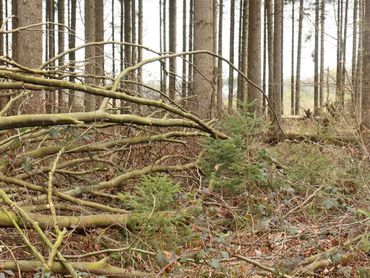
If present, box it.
[0,258,147,277]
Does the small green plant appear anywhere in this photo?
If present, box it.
[119,175,190,249]
[119,175,181,212]
[200,111,271,194]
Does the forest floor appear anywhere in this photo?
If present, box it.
[0,115,369,277]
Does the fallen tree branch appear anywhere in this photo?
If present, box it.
[0,258,147,277]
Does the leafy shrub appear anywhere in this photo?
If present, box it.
[200,112,271,194]
[119,175,181,212]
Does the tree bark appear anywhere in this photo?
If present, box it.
[362,0,370,128]
[84,0,96,112]
[272,0,283,128]
[291,0,295,115]
[295,0,304,115]
[247,0,262,114]
[193,0,214,118]
[169,0,177,100]
[11,0,43,113]
[314,0,319,114]
[228,0,235,113]
[319,0,325,108]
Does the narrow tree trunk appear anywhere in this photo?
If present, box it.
[362,0,369,127]
[95,0,104,108]
[188,0,194,96]
[291,0,295,115]
[228,0,235,112]
[247,0,262,114]
[263,1,267,113]
[336,0,344,105]
[168,0,177,100]
[84,0,96,112]
[112,0,115,76]
[213,0,218,111]
[58,0,65,112]
[162,0,167,94]
[314,0,319,114]
[356,0,363,118]
[341,0,349,107]
[46,0,56,113]
[181,0,187,100]
[272,0,282,128]
[68,0,78,111]
[217,0,223,115]
[138,0,143,94]
[295,0,304,115]
[319,0,325,108]
[267,0,274,117]
[120,0,124,72]
[237,0,244,109]
[352,0,358,105]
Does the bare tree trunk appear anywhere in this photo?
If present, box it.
[138,0,143,94]
[46,0,56,113]
[237,0,244,109]
[228,0,235,113]
[181,0,187,100]
[356,0,363,117]
[217,0,223,115]
[213,0,218,112]
[193,0,214,118]
[95,0,104,108]
[336,0,344,105]
[267,0,274,117]
[68,0,78,111]
[112,0,115,76]
[12,0,43,113]
[272,0,282,128]
[162,0,168,94]
[169,0,177,100]
[58,0,65,112]
[188,0,194,97]
[0,0,3,57]
[352,0,358,105]
[295,0,304,115]
[131,0,137,91]
[314,0,319,114]
[362,0,370,128]
[319,0,325,108]
[291,0,295,115]
[341,0,349,107]
[84,0,96,112]
[263,1,267,114]
[247,0,262,114]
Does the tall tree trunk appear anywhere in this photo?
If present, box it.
[0,0,3,57]
[131,0,137,91]
[58,0,65,112]
[213,0,218,111]
[352,0,358,105]
[46,0,55,113]
[188,0,194,97]
[356,0,363,117]
[217,0,223,115]
[12,0,43,113]
[181,0,187,100]
[267,0,274,117]
[237,0,244,109]
[68,0,78,110]
[280,1,284,115]
[341,0,349,107]
[295,0,304,115]
[263,1,267,113]
[314,0,319,114]
[84,0,96,112]
[336,0,344,105]
[291,0,295,115]
[138,0,143,94]
[168,0,177,100]
[95,0,104,108]
[272,0,282,128]
[161,0,167,94]
[228,0,235,113]
[319,0,325,108]
[112,0,115,76]
[247,0,262,114]
[362,0,370,128]
[193,0,214,118]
